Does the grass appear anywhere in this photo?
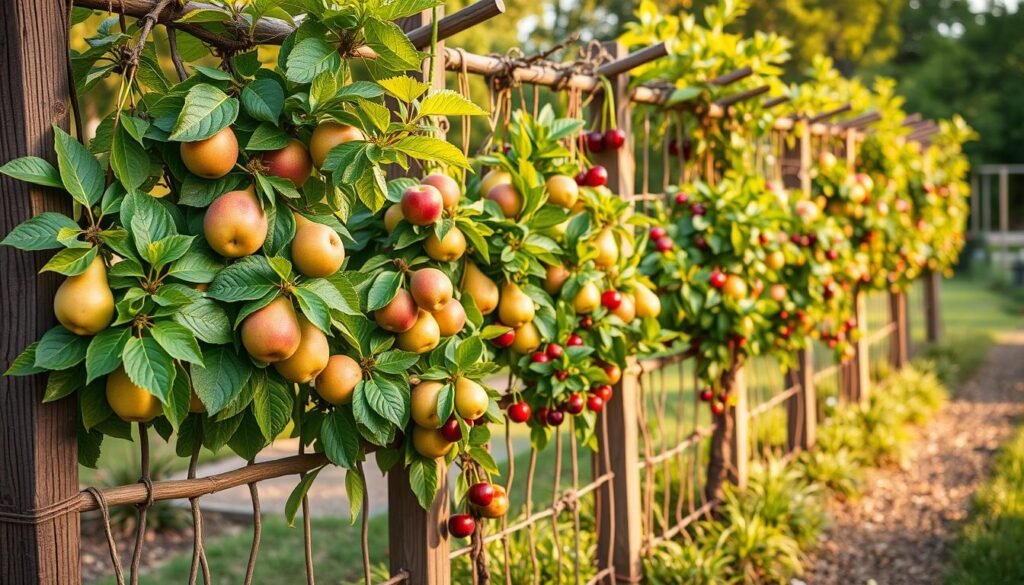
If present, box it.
[946,425,1024,585]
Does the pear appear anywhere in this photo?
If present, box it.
[454,377,488,420]
[634,284,662,318]
[315,355,362,405]
[54,255,114,336]
[273,317,330,383]
[241,297,301,363]
[410,268,454,312]
[397,309,441,354]
[291,222,345,278]
[384,204,404,234]
[543,264,570,295]
[410,381,445,427]
[612,293,636,322]
[478,170,511,198]
[509,322,541,354]
[376,289,418,333]
[424,227,466,262]
[573,281,601,314]
[433,298,466,337]
[594,228,619,267]
[461,262,499,315]
[498,282,535,328]
[106,367,162,422]
[545,175,579,208]
[412,426,454,458]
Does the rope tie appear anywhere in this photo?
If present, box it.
[0,493,80,525]
[84,486,127,585]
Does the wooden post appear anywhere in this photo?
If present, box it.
[0,2,81,584]
[923,270,942,343]
[799,121,812,194]
[970,173,980,236]
[592,41,643,584]
[786,348,817,452]
[999,166,1009,271]
[843,290,870,403]
[889,291,909,368]
[387,11,449,585]
[728,367,749,489]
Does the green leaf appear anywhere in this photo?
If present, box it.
[377,76,429,103]
[419,89,487,117]
[168,249,224,283]
[321,408,360,468]
[34,326,89,370]
[176,8,232,23]
[80,380,113,431]
[203,412,243,450]
[0,156,63,188]
[5,342,47,376]
[145,235,195,269]
[364,376,408,427]
[125,191,176,254]
[374,0,444,21]
[455,337,483,370]
[392,135,470,169]
[363,17,421,72]
[228,411,268,461]
[122,336,175,402]
[43,368,83,402]
[247,123,290,151]
[366,271,402,311]
[345,468,364,525]
[194,64,233,81]
[174,297,233,345]
[293,287,333,334]
[285,467,323,527]
[170,84,239,142]
[40,246,97,275]
[300,278,358,315]
[1,212,79,251]
[375,350,419,374]
[110,125,150,191]
[241,78,285,123]
[163,363,192,430]
[151,321,204,365]
[190,346,251,415]
[253,375,292,440]
[85,327,130,383]
[54,126,104,207]
[208,255,280,302]
[285,38,342,84]
[408,457,438,509]
[468,446,500,475]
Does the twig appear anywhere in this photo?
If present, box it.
[167,26,188,82]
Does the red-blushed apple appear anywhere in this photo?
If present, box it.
[401,184,444,226]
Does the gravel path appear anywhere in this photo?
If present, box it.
[802,332,1024,585]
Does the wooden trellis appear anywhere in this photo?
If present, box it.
[0,1,945,584]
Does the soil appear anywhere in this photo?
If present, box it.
[801,332,1024,585]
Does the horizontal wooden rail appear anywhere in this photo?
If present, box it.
[811,363,840,384]
[714,84,770,109]
[838,111,882,129]
[641,499,717,553]
[763,95,790,109]
[807,104,853,124]
[78,453,328,511]
[745,384,800,420]
[597,42,668,77]
[865,321,897,346]
[638,426,716,469]
[406,0,505,49]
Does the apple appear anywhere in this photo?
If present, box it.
[401,184,444,225]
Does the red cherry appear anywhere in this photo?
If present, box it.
[694,235,708,250]
[733,335,748,349]
[699,388,714,402]
[508,402,531,423]
[534,406,549,425]
[603,129,626,150]
[546,343,564,359]
[440,417,462,442]
[780,326,791,339]
[468,482,495,507]
[546,408,565,426]
[491,325,515,348]
[587,395,605,412]
[601,290,623,310]
[593,384,613,402]
[710,401,726,416]
[530,352,550,364]
[585,131,605,153]
[579,316,594,329]
[584,166,608,188]
[681,138,693,161]
[826,249,839,261]
[448,514,476,538]
[564,393,585,415]
[555,370,569,381]
[566,334,584,347]
[674,192,689,206]
[668,139,680,157]
[575,171,588,186]
[709,270,727,289]
[655,236,673,252]
[649,226,667,240]
[690,203,706,216]
[780,310,790,320]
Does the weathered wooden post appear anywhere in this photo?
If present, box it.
[592,41,644,584]
[0,2,81,584]
[889,291,909,368]
[923,270,942,343]
[843,290,871,403]
[786,348,817,452]
[728,367,749,489]
[387,11,450,585]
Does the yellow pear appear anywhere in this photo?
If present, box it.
[433,298,466,337]
[315,355,362,405]
[384,203,404,234]
[461,262,499,315]
[594,228,619,267]
[498,282,535,328]
[412,426,453,458]
[291,222,345,278]
[411,381,445,427]
[634,284,662,318]
[573,281,601,314]
[397,309,441,354]
[273,317,330,383]
[612,293,636,322]
[478,169,511,198]
[454,377,488,420]
[424,227,467,262]
[543,264,570,295]
[241,297,302,363]
[54,255,114,336]
[509,322,541,354]
[106,367,162,422]
[545,175,579,208]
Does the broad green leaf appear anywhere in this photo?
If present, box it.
[39,245,97,275]
[419,89,487,117]
[125,191,176,254]
[5,342,46,376]
[1,212,78,251]
[85,327,130,383]
[202,412,243,450]
[247,123,290,151]
[122,336,175,402]
[208,255,280,302]
[151,321,204,365]
[110,125,150,191]
[393,135,470,169]
[176,8,232,23]
[351,380,395,445]
[168,249,224,283]
[321,408,359,468]
[375,350,419,375]
[43,368,83,402]
[174,297,233,344]
[378,76,430,102]
[34,326,89,370]
[190,347,251,415]
[285,38,341,84]
[80,380,113,430]
[0,156,63,189]
[170,84,239,142]
[373,0,443,21]
[227,411,268,461]
[285,467,323,527]
[409,457,438,509]
[242,78,285,123]
[253,374,292,440]
[345,468,364,524]
[145,234,195,269]
[162,363,192,430]
[364,375,408,427]
[366,271,402,311]
[54,126,104,207]
[363,17,421,72]
[293,287,333,333]
[300,278,358,315]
